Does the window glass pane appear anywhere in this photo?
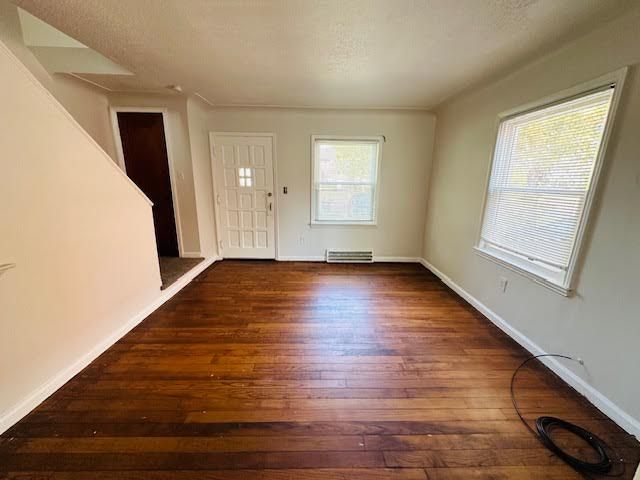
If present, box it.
[312,138,380,223]
[317,184,374,222]
[481,87,614,273]
[317,141,377,183]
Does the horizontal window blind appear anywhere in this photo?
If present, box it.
[313,139,380,223]
[481,87,615,271]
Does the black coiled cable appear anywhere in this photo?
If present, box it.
[535,415,611,473]
[511,354,624,478]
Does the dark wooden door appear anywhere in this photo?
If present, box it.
[117,112,179,257]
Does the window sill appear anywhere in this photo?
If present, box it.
[473,246,572,297]
[310,221,377,227]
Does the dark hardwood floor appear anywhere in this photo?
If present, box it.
[1,261,638,479]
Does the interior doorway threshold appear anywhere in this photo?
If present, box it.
[160,257,204,289]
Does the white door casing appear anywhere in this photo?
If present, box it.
[210,133,276,259]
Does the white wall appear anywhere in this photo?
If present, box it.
[0,39,160,431]
[206,108,436,259]
[422,5,640,433]
[187,97,218,258]
[108,93,202,257]
[0,0,116,159]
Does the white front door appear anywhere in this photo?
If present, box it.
[210,133,276,259]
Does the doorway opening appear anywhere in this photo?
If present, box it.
[111,108,200,288]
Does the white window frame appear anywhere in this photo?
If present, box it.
[310,135,383,226]
[474,68,627,296]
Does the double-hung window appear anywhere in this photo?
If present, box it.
[311,135,382,225]
[476,71,625,295]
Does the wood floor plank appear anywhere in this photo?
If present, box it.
[39,469,430,479]
[425,466,583,479]
[11,435,367,453]
[1,260,637,479]
[185,408,508,423]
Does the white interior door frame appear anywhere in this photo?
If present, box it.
[110,106,186,257]
[209,132,279,260]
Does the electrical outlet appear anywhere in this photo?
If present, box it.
[499,276,508,293]
[298,235,304,246]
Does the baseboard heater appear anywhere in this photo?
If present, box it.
[326,249,374,263]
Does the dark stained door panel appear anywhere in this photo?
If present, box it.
[117,112,179,257]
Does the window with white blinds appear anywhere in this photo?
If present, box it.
[477,84,618,294]
[311,136,382,224]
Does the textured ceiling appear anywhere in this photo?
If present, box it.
[14,0,635,109]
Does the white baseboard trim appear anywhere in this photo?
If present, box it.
[419,257,640,439]
[0,256,219,435]
[276,256,422,263]
[277,256,325,262]
[374,256,421,263]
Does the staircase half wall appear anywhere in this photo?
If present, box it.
[0,38,161,433]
